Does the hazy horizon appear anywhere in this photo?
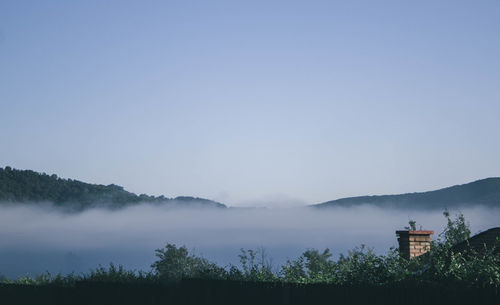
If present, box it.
[2,165,500,209]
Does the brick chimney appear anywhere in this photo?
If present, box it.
[396,230,434,259]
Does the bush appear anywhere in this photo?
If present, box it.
[151,244,226,282]
[234,248,276,282]
[82,263,156,284]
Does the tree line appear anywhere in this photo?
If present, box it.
[0,166,225,209]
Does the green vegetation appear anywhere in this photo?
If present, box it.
[0,166,226,210]
[2,211,498,288]
[152,244,226,282]
[314,177,500,209]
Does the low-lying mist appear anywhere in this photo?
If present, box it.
[1,203,499,279]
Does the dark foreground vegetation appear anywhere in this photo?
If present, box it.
[2,279,499,305]
[1,211,499,304]
[0,166,226,210]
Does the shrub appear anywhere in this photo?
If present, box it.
[151,244,226,282]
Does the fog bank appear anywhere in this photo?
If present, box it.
[1,203,499,279]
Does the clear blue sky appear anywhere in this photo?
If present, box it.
[1,0,499,206]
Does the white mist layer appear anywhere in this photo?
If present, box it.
[0,204,499,278]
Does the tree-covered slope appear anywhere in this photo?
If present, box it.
[0,166,226,209]
[313,178,500,209]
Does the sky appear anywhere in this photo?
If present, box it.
[1,0,499,207]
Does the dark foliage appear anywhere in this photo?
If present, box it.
[0,166,226,210]
[1,279,499,305]
[314,177,500,209]
[152,244,226,282]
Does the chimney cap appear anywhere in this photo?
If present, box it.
[396,230,434,235]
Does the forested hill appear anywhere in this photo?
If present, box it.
[313,178,500,209]
[0,166,226,210]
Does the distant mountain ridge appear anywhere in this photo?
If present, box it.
[313,178,500,209]
[0,166,226,210]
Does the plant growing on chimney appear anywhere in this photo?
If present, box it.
[404,219,424,231]
[405,220,417,231]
